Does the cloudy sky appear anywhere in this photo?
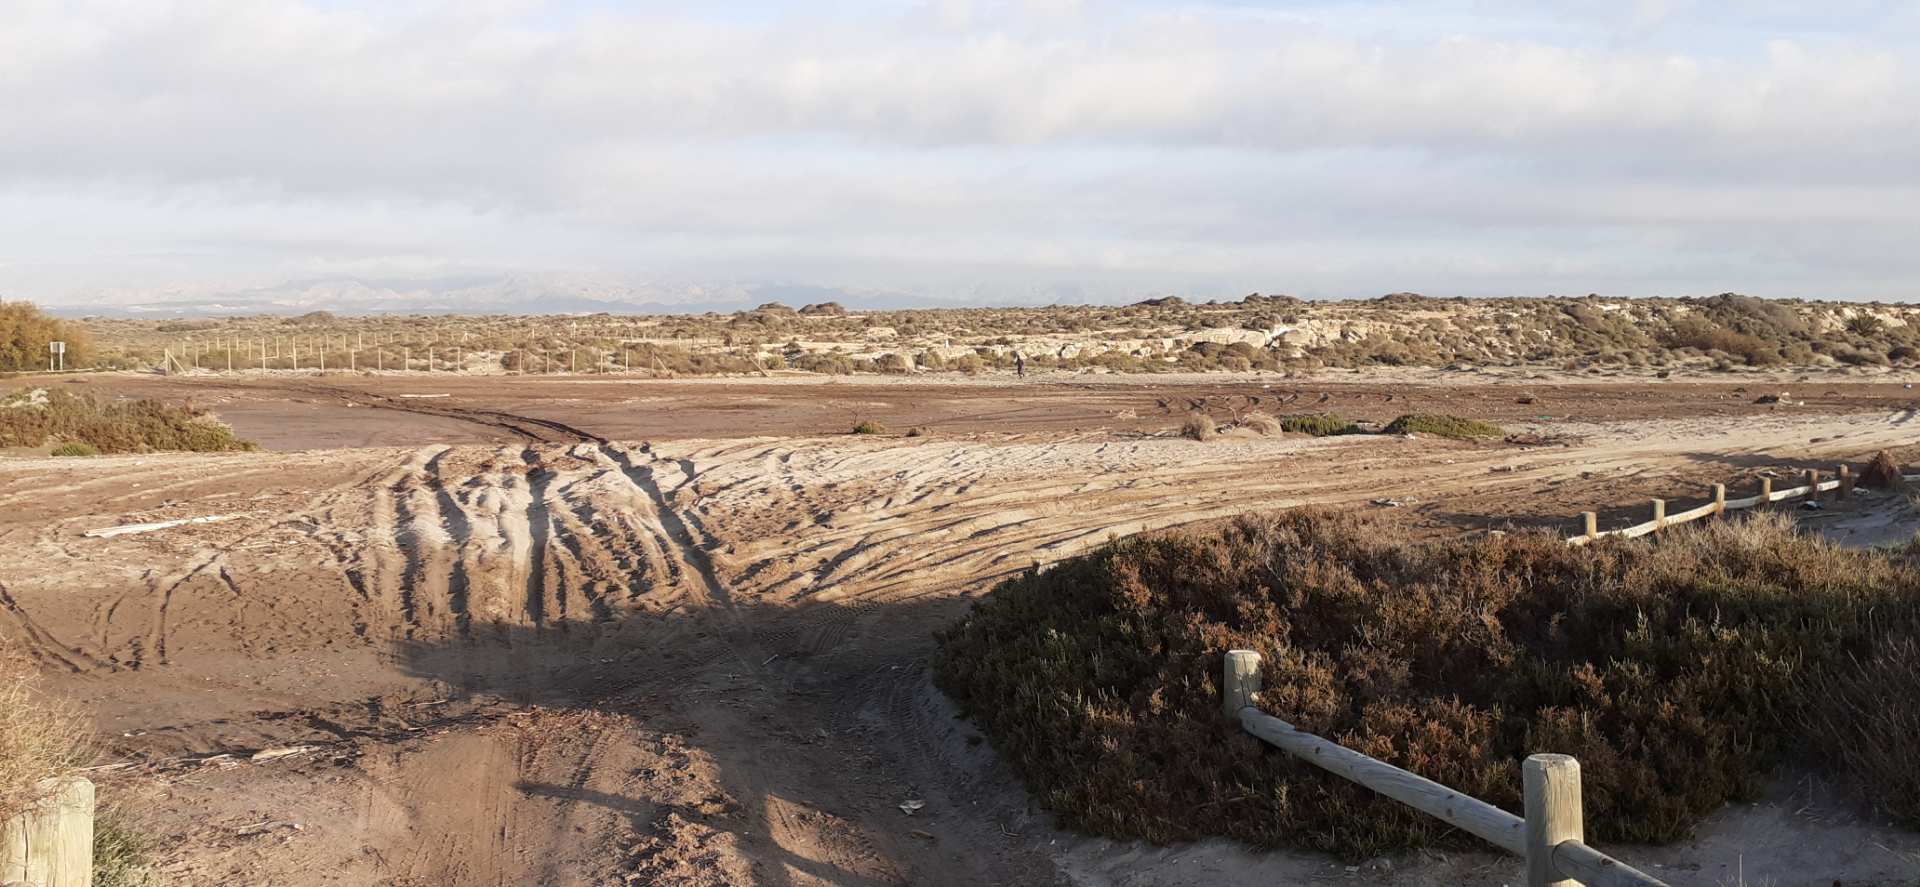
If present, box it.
[3,0,1918,310]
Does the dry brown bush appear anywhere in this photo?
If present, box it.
[0,662,94,820]
[1179,413,1217,441]
[1861,449,1905,490]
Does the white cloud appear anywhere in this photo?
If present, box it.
[0,0,1917,306]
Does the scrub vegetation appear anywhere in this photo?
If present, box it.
[935,509,1920,857]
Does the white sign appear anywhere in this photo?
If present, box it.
[49,341,65,354]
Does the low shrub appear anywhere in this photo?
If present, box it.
[851,420,885,435]
[49,442,100,457]
[934,510,1920,858]
[1383,413,1504,440]
[1179,413,1217,441]
[0,389,256,453]
[1277,413,1357,436]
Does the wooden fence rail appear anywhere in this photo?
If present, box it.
[1223,651,1670,887]
[1567,465,1920,545]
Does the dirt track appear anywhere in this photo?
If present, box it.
[5,373,1920,885]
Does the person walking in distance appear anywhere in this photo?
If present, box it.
[1015,351,1026,378]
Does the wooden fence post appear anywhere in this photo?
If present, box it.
[1712,483,1726,516]
[1760,477,1773,505]
[1,776,94,887]
[1650,499,1665,530]
[1838,464,1853,497]
[1805,469,1820,501]
[1223,650,1262,716]
[1524,755,1581,887]
[1581,512,1597,540]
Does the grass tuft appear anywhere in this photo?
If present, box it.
[50,442,100,457]
[850,420,885,435]
[1382,413,1504,440]
[93,808,161,887]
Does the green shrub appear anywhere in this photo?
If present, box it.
[0,389,256,453]
[49,442,99,457]
[1277,413,1357,436]
[1383,413,1504,440]
[934,510,1920,858]
[850,420,884,435]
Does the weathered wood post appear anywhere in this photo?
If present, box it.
[1,776,94,887]
[1223,650,1262,717]
[1805,469,1820,501]
[1838,464,1853,497]
[1650,498,1666,531]
[1712,483,1727,516]
[1581,512,1597,540]
[1524,755,1581,887]
[1760,477,1773,505]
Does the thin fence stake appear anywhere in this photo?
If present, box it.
[1805,469,1820,502]
[1760,477,1773,504]
[1650,498,1665,530]
[1712,483,1726,515]
[1839,464,1853,497]
[1581,512,1597,540]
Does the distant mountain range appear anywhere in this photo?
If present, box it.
[34,274,1127,318]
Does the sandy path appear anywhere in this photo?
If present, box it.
[3,408,1918,884]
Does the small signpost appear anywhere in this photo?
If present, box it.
[48,341,65,372]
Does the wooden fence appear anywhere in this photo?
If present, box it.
[1224,651,1670,887]
[1563,463,1920,545]
[1,777,94,887]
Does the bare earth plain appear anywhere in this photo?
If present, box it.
[5,368,1920,886]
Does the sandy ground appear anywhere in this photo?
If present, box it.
[3,373,1920,885]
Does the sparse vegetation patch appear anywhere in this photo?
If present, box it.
[1383,413,1504,440]
[934,510,1920,858]
[0,389,256,453]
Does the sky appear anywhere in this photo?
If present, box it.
[2,0,1919,311]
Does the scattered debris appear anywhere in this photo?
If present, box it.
[250,745,317,763]
[898,799,925,816]
[397,393,451,399]
[1799,501,1824,511]
[1754,392,1793,405]
[85,514,238,538]
[1370,498,1405,508]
